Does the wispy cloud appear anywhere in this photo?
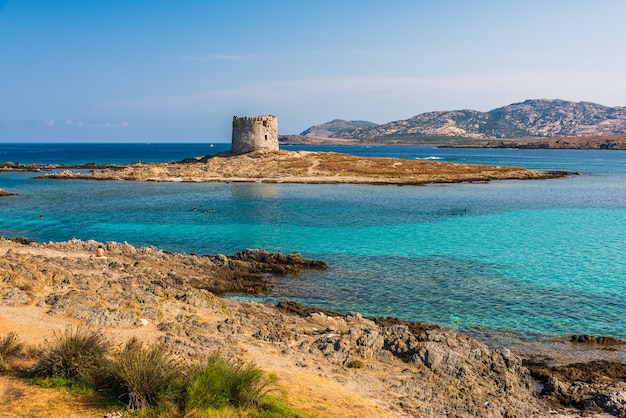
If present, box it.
[101,69,626,118]
[42,119,129,128]
[104,121,129,128]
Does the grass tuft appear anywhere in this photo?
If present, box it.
[0,332,24,371]
[30,326,111,386]
[113,337,185,411]
[186,353,276,411]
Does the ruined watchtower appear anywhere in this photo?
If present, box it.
[231,115,278,155]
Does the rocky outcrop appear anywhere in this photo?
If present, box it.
[0,162,54,172]
[224,248,328,275]
[525,359,626,417]
[0,238,327,309]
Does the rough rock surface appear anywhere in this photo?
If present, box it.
[1,237,624,417]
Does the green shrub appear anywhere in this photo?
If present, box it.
[186,353,277,411]
[113,337,185,411]
[346,359,366,369]
[31,326,111,386]
[0,332,24,371]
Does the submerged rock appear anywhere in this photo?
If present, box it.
[571,334,626,346]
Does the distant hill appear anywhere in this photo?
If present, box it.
[299,99,626,141]
[300,119,379,138]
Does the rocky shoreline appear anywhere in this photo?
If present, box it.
[0,149,570,185]
[1,237,625,417]
[279,134,626,150]
[443,136,626,150]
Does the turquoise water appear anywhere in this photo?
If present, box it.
[0,144,625,341]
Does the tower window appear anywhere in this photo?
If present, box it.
[264,135,268,140]
[263,121,268,127]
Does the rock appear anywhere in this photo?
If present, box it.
[525,358,626,416]
[228,249,328,273]
[0,289,31,306]
[214,254,228,267]
[72,305,137,328]
[276,300,341,318]
[571,334,626,346]
[594,391,626,417]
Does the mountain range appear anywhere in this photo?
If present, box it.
[300,99,626,140]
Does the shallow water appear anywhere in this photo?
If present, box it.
[1,144,625,343]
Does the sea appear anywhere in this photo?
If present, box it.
[1,142,625,347]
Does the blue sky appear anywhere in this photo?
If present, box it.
[2,0,626,142]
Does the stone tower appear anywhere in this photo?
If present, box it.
[231,115,279,155]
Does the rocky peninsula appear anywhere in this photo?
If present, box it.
[21,149,568,184]
[1,237,625,417]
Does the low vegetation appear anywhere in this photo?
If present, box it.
[186,353,277,411]
[113,337,185,411]
[346,359,366,369]
[31,326,112,386]
[0,331,24,371]
[1,328,306,417]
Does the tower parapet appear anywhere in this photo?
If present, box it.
[231,115,278,155]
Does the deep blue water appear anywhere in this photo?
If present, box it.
[1,143,625,343]
[0,142,224,165]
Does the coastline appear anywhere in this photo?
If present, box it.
[0,149,570,185]
[1,237,625,417]
[279,134,626,150]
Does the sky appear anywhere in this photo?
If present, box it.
[2,0,626,142]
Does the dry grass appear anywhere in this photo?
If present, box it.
[0,333,24,372]
[272,369,397,418]
[0,374,119,418]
